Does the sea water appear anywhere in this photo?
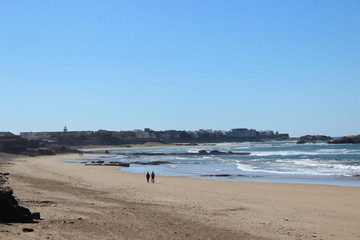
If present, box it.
[67,141,360,187]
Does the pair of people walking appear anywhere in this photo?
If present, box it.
[146,171,155,183]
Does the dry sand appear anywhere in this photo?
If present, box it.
[1,146,360,240]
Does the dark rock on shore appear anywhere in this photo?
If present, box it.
[197,150,250,155]
[0,132,79,156]
[0,136,39,155]
[24,148,56,156]
[85,160,171,167]
[121,150,250,156]
[85,161,130,167]
[106,162,130,167]
[131,161,171,166]
[129,152,167,156]
[0,139,79,156]
[201,174,232,177]
[23,146,79,156]
[0,176,34,223]
[201,174,251,177]
[92,160,105,164]
[328,135,360,144]
[23,228,34,232]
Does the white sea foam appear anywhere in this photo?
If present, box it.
[173,157,193,160]
[235,163,338,176]
[235,163,296,175]
[250,151,318,156]
[188,149,201,153]
[237,158,360,176]
[168,164,178,168]
[251,148,360,156]
[275,159,360,171]
[315,148,360,155]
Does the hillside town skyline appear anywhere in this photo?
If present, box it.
[1,127,289,147]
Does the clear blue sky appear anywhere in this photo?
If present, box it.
[1,0,359,137]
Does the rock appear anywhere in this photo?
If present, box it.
[23,228,34,232]
[86,161,130,167]
[122,151,250,157]
[0,187,34,223]
[35,149,56,155]
[85,163,103,166]
[130,161,170,166]
[328,135,360,144]
[299,135,333,142]
[198,150,208,155]
[297,140,307,144]
[105,162,130,167]
[32,212,41,219]
[209,150,221,155]
[201,174,232,177]
[146,161,170,165]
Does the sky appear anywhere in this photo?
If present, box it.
[1,0,359,137]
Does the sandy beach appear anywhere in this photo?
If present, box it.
[1,146,360,240]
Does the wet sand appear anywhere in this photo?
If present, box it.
[1,146,360,239]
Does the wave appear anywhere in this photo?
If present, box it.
[236,159,360,177]
[250,151,317,156]
[236,163,341,176]
[250,149,360,157]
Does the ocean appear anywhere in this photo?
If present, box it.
[67,141,360,187]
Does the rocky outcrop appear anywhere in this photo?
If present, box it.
[0,187,34,223]
[0,137,40,155]
[0,174,34,223]
[299,135,333,141]
[328,135,360,144]
[0,135,78,156]
[121,150,250,156]
[85,161,130,167]
[131,161,171,165]
[201,174,250,177]
[297,135,333,144]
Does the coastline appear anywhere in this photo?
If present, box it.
[79,142,360,188]
[1,146,360,239]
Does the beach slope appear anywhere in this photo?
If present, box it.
[1,152,360,240]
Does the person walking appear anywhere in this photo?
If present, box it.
[146,172,150,183]
[151,171,155,183]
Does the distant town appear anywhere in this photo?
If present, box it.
[2,127,360,157]
[18,127,289,145]
[0,127,289,155]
